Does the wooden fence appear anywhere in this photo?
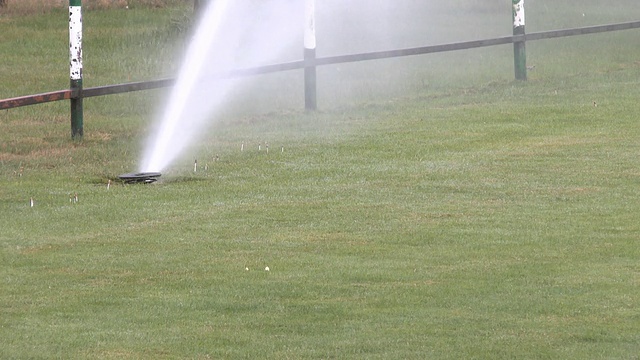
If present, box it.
[1,7,639,138]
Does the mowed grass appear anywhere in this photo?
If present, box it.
[2,2,640,359]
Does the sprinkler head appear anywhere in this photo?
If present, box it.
[118,172,161,184]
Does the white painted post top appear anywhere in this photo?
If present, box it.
[304,0,316,50]
[513,0,525,28]
[69,5,83,80]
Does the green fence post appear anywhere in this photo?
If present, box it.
[304,0,317,111]
[512,0,527,80]
[69,0,83,139]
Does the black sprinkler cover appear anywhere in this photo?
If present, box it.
[118,172,162,184]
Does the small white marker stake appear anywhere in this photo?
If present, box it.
[107,179,111,190]
[194,159,198,172]
[241,142,244,152]
[30,197,34,208]
[258,143,262,151]
[266,143,269,154]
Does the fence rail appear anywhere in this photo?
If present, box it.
[2,20,640,111]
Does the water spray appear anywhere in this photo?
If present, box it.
[134,0,303,175]
[139,0,233,174]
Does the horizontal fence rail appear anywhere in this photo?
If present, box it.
[2,20,640,111]
[0,89,76,109]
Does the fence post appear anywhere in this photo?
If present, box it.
[512,0,527,80]
[69,0,83,139]
[304,0,317,111]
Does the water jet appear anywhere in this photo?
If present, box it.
[139,0,303,174]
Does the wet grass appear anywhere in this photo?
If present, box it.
[1,2,640,359]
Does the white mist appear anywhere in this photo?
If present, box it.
[140,0,303,173]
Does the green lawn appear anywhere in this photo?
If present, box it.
[1,2,639,358]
